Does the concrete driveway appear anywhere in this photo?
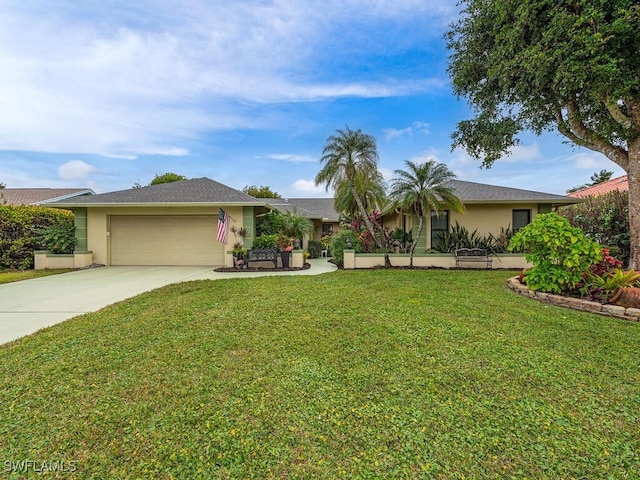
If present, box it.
[0,260,337,345]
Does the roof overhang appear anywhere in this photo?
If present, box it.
[47,201,272,209]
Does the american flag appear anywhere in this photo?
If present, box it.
[216,208,229,244]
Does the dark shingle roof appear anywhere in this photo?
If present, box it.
[446,180,577,204]
[48,178,263,206]
[262,198,340,221]
[0,188,94,206]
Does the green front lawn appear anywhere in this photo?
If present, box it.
[1,270,639,478]
[0,268,72,285]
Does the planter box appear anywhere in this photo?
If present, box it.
[34,250,94,270]
[343,252,531,270]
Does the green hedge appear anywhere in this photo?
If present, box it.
[307,240,323,259]
[0,206,75,270]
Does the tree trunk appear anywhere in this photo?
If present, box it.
[409,215,424,268]
[627,138,640,270]
[350,183,391,268]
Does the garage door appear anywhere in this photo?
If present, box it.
[110,215,223,266]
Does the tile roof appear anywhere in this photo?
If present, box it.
[48,178,265,206]
[566,175,628,198]
[0,188,94,206]
[446,180,577,204]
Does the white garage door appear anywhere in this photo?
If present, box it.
[110,215,223,266]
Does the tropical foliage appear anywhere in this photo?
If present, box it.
[559,190,630,266]
[435,222,513,254]
[389,160,464,266]
[509,213,602,294]
[306,240,324,259]
[330,229,362,266]
[279,211,314,244]
[316,126,391,267]
[256,210,283,237]
[252,234,278,249]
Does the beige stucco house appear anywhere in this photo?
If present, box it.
[48,178,270,266]
[380,180,579,251]
[44,177,578,268]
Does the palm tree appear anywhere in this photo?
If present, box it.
[389,160,465,266]
[280,210,315,246]
[334,169,387,217]
[315,126,391,267]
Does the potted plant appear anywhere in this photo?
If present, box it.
[231,226,248,268]
[276,234,293,268]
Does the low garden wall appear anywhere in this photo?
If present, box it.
[507,276,640,322]
[34,251,94,270]
[343,251,531,270]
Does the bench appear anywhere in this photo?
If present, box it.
[454,248,492,269]
[247,248,279,268]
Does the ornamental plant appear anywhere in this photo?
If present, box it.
[581,268,640,303]
[331,229,362,267]
[508,212,602,294]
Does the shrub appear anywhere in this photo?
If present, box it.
[0,206,75,270]
[37,223,76,254]
[307,240,323,259]
[581,268,640,303]
[559,190,630,266]
[256,210,283,237]
[252,234,278,249]
[509,212,602,294]
[331,229,362,266]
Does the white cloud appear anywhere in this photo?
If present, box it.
[291,179,331,196]
[58,160,97,180]
[500,143,542,163]
[383,121,430,140]
[569,152,611,170]
[0,1,449,158]
[260,154,316,163]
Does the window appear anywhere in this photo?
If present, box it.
[322,223,333,236]
[512,209,531,232]
[430,210,449,250]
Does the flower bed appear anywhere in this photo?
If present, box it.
[507,277,640,322]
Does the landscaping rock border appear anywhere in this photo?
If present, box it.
[507,277,640,322]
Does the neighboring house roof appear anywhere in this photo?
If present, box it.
[262,197,340,222]
[566,175,628,198]
[446,180,578,205]
[48,178,266,207]
[0,188,94,206]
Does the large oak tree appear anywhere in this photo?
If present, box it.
[447,1,640,266]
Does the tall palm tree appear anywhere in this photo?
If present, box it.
[315,126,391,267]
[389,160,465,266]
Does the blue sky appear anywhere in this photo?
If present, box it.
[0,1,625,196]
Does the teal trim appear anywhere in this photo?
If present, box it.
[73,208,88,252]
[413,213,427,252]
[243,206,255,248]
